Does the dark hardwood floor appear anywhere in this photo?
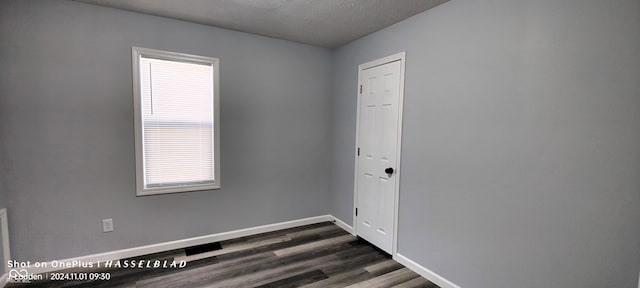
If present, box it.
[9,222,439,288]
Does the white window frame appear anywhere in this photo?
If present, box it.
[132,46,221,196]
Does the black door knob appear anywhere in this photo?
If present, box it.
[385,167,394,175]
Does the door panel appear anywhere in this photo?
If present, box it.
[356,60,402,253]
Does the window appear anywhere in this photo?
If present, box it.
[132,47,220,196]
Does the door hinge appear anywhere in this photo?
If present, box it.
[359,85,363,94]
[357,147,360,156]
[355,208,358,216]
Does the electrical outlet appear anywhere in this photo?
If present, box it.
[102,219,113,233]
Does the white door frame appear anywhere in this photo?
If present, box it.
[353,52,406,256]
[0,209,10,274]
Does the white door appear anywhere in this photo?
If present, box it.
[355,58,403,254]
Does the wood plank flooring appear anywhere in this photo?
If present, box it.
[8,222,439,288]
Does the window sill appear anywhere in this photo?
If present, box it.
[136,183,221,196]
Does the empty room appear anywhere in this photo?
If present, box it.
[1,0,639,287]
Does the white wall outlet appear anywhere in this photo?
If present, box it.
[102,219,113,233]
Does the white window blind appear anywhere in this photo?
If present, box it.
[133,47,220,195]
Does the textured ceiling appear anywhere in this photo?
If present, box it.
[74,0,448,48]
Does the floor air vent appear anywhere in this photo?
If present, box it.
[185,242,223,256]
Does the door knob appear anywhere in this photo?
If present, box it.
[385,167,394,175]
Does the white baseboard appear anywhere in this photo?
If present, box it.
[0,273,7,288]
[330,216,355,235]
[26,215,333,275]
[394,253,461,288]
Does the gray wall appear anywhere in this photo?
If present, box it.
[0,127,6,210]
[0,209,4,274]
[0,0,332,262]
[0,188,5,211]
[0,143,4,270]
[0,139,6,271]
[0,177,5,210]
[0,146,5,272]
[330,0,640,287]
